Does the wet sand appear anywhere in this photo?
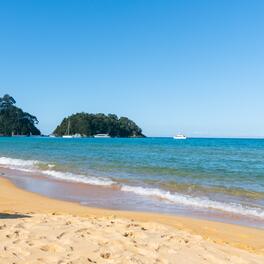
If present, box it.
[0,175,264,263]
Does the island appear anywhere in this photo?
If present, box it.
[53,113,145,138]
[0,94,41,136]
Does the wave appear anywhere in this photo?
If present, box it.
[42,170,114,186]
[120,185,264,219]
[0,156,114,187]
[1,156,264,219]
[0,156,40,168]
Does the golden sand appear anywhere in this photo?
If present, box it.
[0,177,263,263]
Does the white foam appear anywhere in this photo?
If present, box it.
[0,156,114,187]
[42,170,114,186]
[0,157,40,168]
[121,185,264,219]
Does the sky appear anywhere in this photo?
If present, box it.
[0,0,264,137]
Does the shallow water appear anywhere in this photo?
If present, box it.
[0,137,263,227]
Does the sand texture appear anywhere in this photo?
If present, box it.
[0,212,263,264]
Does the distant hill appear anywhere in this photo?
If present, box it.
[53,113,145,138]
[0,94,41,136]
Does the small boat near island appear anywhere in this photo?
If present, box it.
[173,134,187,140]
[62,120,82,138]
[62,135,73,138]
[94,133,111,138]
[63,134,82,138]
[62,120,72,138]
[72,133,82,138]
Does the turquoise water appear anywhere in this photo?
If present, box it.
[0,137,264,225]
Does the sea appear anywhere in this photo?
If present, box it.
[0,137,263,228]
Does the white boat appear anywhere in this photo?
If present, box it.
[173,134,187,140]
[94,134,110,138]
[72,133,82,138]
[62,135,74,138]
[62,120,74,138]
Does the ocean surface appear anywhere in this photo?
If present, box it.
[0,137,263,228]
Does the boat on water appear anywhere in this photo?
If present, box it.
[94,133,110,138]
[62,135,73,138]
[173,134,187,140]
[62,120,74,138]
[62,134,82,138]
[72,133,82,138]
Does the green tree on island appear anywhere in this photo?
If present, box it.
[0,94,41,136]
[53,113,145,138]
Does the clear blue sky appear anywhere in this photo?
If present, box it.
[1,0,264,137]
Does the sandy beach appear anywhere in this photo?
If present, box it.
[1,0,264,262]
[0,176,263,263]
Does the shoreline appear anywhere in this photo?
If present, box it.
[1,165,263,230]
[0,176,264,256]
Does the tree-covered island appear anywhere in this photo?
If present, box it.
[0,94,145,138]
[53,113,145,138]
[0,94,41,136]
